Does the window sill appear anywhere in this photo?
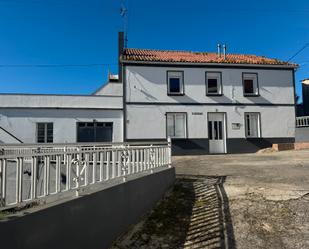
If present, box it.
[167,93,185,96]
[206,93,223,96]
[244,94,260,97]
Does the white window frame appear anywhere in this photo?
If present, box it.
[243,73,259,96]
[245,113,261,138]
[167,71,184,95]
[206,71,222,95]
[36,122,53,143]
[166,113,187,139]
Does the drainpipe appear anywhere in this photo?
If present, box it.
[118,32,124,83]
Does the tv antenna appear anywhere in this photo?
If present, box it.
[120,0,128,48]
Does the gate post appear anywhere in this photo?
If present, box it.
[167,137,172,168]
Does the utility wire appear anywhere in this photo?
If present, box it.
[0,63,117,68]
[287,42,309,62]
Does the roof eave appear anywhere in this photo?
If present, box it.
[121,59,298,69]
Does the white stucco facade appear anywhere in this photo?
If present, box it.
[124,64,296,153]
[125,65,294,105]
[0,94,123,144]
[126,105,295,140]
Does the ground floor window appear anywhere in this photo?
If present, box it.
[37,123,53,143]
[245,113,261,138]
[166,113,187,138]
[77,122,113,142]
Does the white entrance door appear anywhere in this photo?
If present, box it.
[208,113,226,154]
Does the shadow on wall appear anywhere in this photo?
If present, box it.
[111,175,236,249]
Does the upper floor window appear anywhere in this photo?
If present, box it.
[245,113,261,138]
[166,113,187,138]
[167,71,184,95]
[243,73,259,96]
[206,72,222,95]
[37,123,53,143]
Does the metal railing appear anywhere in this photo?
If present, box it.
[0,139,172,211]
[296,116,309,127]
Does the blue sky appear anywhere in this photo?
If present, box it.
[0,0,308,101]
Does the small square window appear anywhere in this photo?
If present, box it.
[37,123,53,143]
[243,73,258,96]
[167,71,184,95]
[206,72,222,95]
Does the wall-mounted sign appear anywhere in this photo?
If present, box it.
[232,123,241,130]
[192,112,203,115]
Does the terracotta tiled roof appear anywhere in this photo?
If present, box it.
[122,48,297,66]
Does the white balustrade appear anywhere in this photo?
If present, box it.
[296,116,309,127]
[0,139,172,210]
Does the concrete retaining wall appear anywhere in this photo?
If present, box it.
[0,168,175,249]
[296,127,309,142]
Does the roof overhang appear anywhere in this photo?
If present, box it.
[121,59,298,70]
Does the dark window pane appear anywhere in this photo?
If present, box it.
[169,78,181,93]
[77,122,113,142]
[37,123,53,143]
[218,121,222,140]
[208,78,218,93]
[208,121,212,140]
[96,125,113,142]
[37,124,45,143]
[244,79,254,94]
[47,124,53,143]
[246,115,251,136]
[77,124,95,142]
[214,121,218,140]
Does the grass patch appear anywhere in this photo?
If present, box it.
[0,211,9,220]
[131,179,196,246]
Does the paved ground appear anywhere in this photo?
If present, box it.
[112,149,309,249]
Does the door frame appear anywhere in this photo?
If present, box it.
[207,112,228,154]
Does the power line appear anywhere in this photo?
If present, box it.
[0,63,117,68]
[287,42,309,62]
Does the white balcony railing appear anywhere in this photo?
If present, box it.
[296,116,309,127]
[0,139,172,211]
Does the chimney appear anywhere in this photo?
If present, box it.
[118,31,124,82]
[217,44,221,57]
[223,44,227,60]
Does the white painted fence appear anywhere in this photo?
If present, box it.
[0,140,172,211]
[296,116,309,127]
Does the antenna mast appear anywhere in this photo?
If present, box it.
[120,0,128,48]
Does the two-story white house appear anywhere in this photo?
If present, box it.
[0,32,298,155]
[121,45,298,154]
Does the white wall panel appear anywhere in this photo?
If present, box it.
[126,105,295,139]
[126,66,294,104]
[0,109,123,143]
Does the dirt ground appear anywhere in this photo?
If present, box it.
[112,149,309,249]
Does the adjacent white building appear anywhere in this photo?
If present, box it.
[0,33,298,154]
[0,92,123,144]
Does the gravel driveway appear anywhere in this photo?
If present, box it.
[112,149,309,249]
[174,149,309,249]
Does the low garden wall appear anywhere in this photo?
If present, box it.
[0,168,175,249]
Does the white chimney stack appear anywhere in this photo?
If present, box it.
[217,44,221,57]
[223,44,227,60]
